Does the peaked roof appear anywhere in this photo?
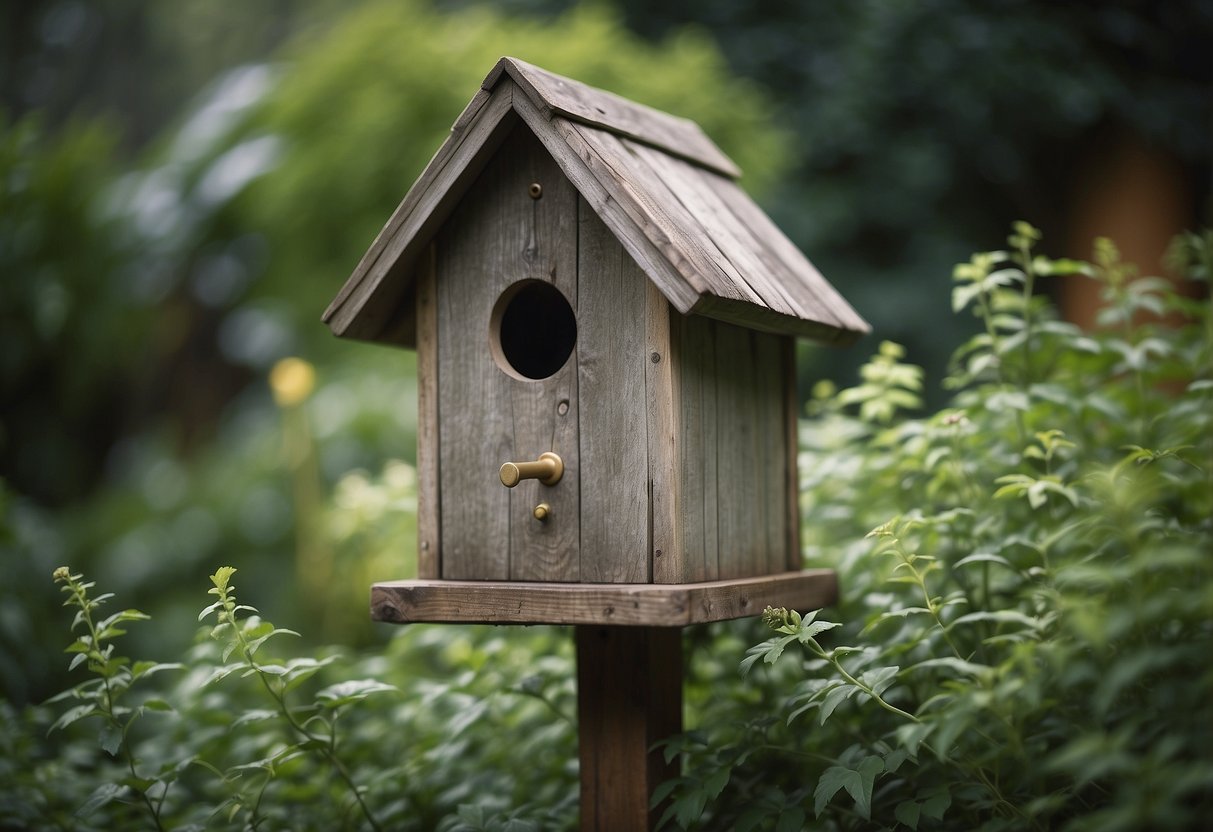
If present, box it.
[323,57,870,346]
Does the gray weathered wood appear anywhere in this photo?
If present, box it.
[714,322,761,578]
[416,243,441,579]
[484,56,740,179]
[646,281,681,583]
[784,338,803,572]
[756,333,789,574]
[627,141,802,319]
[577,199,650,582]
[670,314,717,582]
[504,130,581,582]
[371,569,839,626]
[437,126,582,579]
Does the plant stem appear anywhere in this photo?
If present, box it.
[68,577,166,832]
[221,590,384,832]
[806,640,920,724]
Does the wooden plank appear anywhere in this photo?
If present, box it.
[714,322,762,578]
[784,338,803,571]
[435,124,524,579]
[325,82,519,342]
[755,333,789,574]
[486,56,741,179]
[701,173,872,336]
[577,626,682,832]
[504,130,580,582]
[672,315,717,582]
[626,141,801,320]
[647,283,682,583]
[415,243,440,579]
[573,127,754,308]
[370,570,840,626]
[577,200,650,583]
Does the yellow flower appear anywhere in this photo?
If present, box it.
[269,358,316,407]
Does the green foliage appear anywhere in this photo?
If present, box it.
[660,225,1213,830]
[9,566,577,830]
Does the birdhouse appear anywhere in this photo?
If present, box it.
[324,58,868,626]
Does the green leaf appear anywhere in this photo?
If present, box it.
[131,661,184,680]
[895,800,921,830]
[210,567,237,593]
[819,684,859,725]
[953,553,1017,572]
[649,777,680,809]
[246,627,301,656]
[895,722,934,757]
[674,789,708,827]
[920,785,951,820]
[316,679,398,709]
[814,757,883,819]
[949,610,1040,631]
[859,666,899,697]
[798,619,842,642]
[76,783,127,818]
[203,663,247,687]
[99,721,123,755]
[702,766,730,800]
[51,703,99,733]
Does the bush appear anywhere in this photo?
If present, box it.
[664,225,1213,830]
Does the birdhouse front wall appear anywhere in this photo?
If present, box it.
[415,123,800,584]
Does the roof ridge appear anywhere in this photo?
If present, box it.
[484,57,742,180]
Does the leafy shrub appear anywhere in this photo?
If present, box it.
[2,564,576,830]
[661,225,1212,830]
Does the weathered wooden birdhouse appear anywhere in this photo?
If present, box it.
[324,58,868,626]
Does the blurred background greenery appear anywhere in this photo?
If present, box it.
[1,0,1209,705]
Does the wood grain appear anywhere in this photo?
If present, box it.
[485,56,740,179]
[714,321,761,578]
[416,243,441,579]
[756,333,789,574]
[577,200,650,582]
[627,140,800,319]
[577,626,682,832]
[370,570,839,626]
[504,129,580,582]
[672,314,718,582]
[784,338,803,571]
[646,282,681,583]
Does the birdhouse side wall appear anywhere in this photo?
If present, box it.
[658,314,799,583]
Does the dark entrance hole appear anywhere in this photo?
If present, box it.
[489,280,577,381]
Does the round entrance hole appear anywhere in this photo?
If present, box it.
[489,280,577,381]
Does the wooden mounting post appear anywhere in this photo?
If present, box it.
[576,626,682,831]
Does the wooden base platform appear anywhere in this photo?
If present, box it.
[371,569,837,627]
